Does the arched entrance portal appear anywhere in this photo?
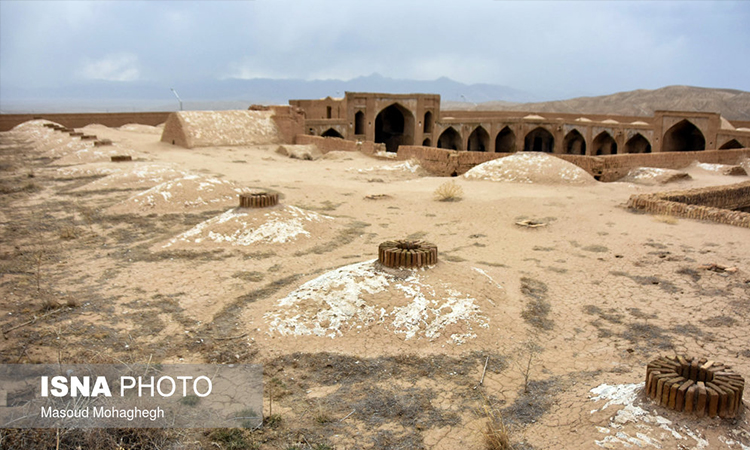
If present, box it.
[437,127,462,150]
[423,138,432,147]
[495,126,515,153]
[467,126,489,151]
[593,132,617,155]
[625,134,651,153]
[322,128,344,139]
[563,130,586,155]
[719,139,742,150]
[375,103,415,152]
[524,127,554,153]
[662,120,705,152]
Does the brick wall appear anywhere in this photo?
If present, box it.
[397,146,750,180]
[627,181,750,228]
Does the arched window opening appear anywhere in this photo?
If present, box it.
[424,111,433,133]
[354,111,365,135]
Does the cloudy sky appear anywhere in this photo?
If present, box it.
[1,0,749,101]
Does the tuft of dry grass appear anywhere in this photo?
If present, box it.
[433,181,463,202]
[481,394,511,450]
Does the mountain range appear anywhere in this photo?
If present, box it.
[1,75,749,121]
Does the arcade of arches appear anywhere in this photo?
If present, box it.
[290,93,749,155]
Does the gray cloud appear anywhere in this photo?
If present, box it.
[1,0,748,99]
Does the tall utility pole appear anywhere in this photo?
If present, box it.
[170,88,183,111]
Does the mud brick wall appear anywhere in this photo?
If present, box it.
[266,106,305,144]
[294,134,384,155]
[0,112,171,132]
[398,146,750,180]
[627,181,750,228]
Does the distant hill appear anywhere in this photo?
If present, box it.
[444,86,750,121]
[0,74,538,113]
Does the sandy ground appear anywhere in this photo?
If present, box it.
[1,120,749,449]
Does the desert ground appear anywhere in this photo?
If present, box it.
[1,119,749,449]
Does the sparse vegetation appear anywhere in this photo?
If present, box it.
[520,277,553,330]
[433,180,464,202]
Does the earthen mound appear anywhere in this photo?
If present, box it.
[119,123,163,134]
[263,261,502,344]
[107,174,258,214]
[463,152,595,185]
[619,167,692,185]
[160,205,337,251]
[690,161,748,176]
[53,143,138,165]
[62,163,187,190]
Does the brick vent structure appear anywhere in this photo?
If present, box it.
[378,240,438,268]
[239,192,279,208]
[94,139,113,147]
[646,355,745,418]
[110,156,132,162]
[626,181,750,228]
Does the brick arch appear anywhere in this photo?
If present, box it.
[321,128,344,139]
[625,133,651,154]
[495,126,516,153]
[593,131,617,155]
[563,129,586,155]
[437,127,462,150]
[524,126,554,153]
[375,103,415,152]
[663,119,705,152]
[467,126,489,152]
[719,139,743,150]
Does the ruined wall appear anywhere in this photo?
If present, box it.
[294,134,385,155]
[627,182,750,228]
[249,105,305,144]
[397,145,507,176]
[0,112,170,132]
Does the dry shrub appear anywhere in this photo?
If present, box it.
[653,215,678,225]
[58,225,80,240]
[434,181,463,202]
